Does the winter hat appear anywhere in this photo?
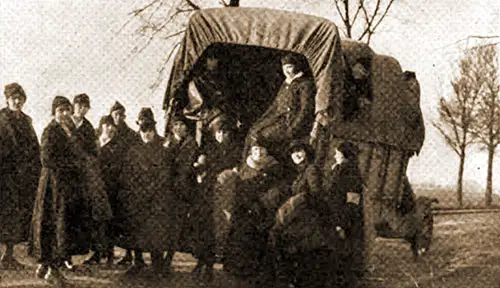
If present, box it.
[217,120,236,133]
[110,101,125,114]
[4,83,26,100]
[170,114,187,125]
[137,107,156,131]
[98,115,115,128]
[73,93,90,107]
[288,139,315,161]
[336,141,359,160]
[249,135,271,150]
[52,96,72,115]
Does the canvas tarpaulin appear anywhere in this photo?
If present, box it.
[163,7,344,117]
[163,8,424,152]
[331,41,425,153]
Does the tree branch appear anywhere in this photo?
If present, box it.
[358,4,371,40]
[130,0,162,17]
[433,122,460,155]
[351,1,363,25]
[150,41,182,89]
[334,0,348,26]
[159,29,187,40]
[371,0,395,32]
[359,0,381,40]
[440,98,462,146]
[185,0,200,10]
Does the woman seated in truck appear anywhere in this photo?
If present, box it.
[223,136,286,278]
[269,140,364,288]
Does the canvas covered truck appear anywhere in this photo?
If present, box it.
[163,7,431,262]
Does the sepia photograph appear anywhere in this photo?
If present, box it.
[0,0,499,287]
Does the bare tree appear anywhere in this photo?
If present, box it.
[125,0,238,90]
[333,0,396,44]
[469,45,500,207]
[433,48,486,207]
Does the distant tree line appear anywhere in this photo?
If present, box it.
[434,43,500,207]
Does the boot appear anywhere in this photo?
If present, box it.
[105,247,115,266]
[83,251,102,265]
[151,250,164,275]
[44,266,65,287]
[161,249,175,277]
[35,264,49,279]
[117,249,133,266]
[0,244,24,270]
[203,264,214,282]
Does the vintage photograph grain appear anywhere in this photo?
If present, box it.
[0,1,499,287]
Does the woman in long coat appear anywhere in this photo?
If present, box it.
[243,53,316,160]
[117,108,178,275]
[224,138,284,277]
[31,96,93,283]
[0,83,41,269]
[81,115,121,265]
[190,121,242,279]
[270,140,364,288]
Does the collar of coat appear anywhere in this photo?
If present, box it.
[284,71,304,85]
[245,154,278,171]
[72,116,85,129]
[0,107,28,122]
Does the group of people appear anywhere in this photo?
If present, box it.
[0,52,366,288]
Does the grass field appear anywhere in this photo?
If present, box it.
[369,212,500,288]
[1,212,500,287]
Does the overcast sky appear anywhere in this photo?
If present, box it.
[1,0,499,190]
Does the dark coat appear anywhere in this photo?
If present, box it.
[211,142,242,252]
[322,160,364,229]
[75,118,98,157]
[117,135,178,251]
[101,122,138,217]
[32,120,92,263]
[273,161,363,253]
[0,108,41,243]
[167,136,201,255]
[97,137,126,245]
[115,122,141,149]
[99,137,125,216]
[170,135,199,205]
[324,160,365,285]
[187,69,230,116]
[75,118,112,222]
[184,140,242,260]
[104,122,139,247]
[224,155,284,276]
[245,76,316,157]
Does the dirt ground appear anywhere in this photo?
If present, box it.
[1,212,500,288]
[368,212,500,288]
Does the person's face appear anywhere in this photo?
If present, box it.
[102,123,116,139]
[111,109,125,126]
[251,145,267,161]
[172,121,188,139]
[291,149,307,165]
[140,129,155,143]
[206,57,218,71]
[352,63,369,80]
[6,93,26,112]
[73,103,89,118]
[334,149,345,164]
[55,105,73,124]
[215,130,230,144]
[282,64,296,78]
